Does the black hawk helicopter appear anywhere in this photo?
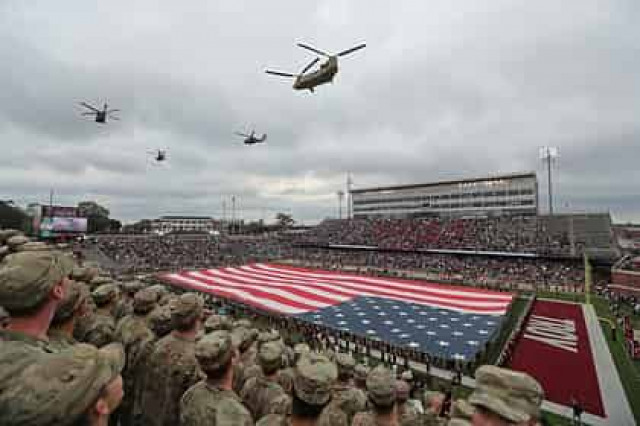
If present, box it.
[235,130,267,145]
[265,42,366,92]
[79,102,120,123]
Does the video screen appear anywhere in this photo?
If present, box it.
[40,217,88,234]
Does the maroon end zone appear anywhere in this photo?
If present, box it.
[508,300,604,416]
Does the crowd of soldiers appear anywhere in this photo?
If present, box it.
[1,228,547,426]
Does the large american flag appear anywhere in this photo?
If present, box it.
[162,263,513,360]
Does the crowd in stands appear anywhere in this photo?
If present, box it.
[616,255,640,272]
[295,217,573,256]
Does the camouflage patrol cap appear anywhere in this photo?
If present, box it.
[2,343,124,425]
[469,365,544,423]
[170,293,203,329]
[293,342,310,356]
[70,266,98,283]
[133,288,157,314]
[0,245,9,259]
[395,380,411,402]
[293,352,337,405]
[195,330,234,372]
[92,283,119,306]
[147,284,169,301]
[259,341,284,372]
[401,369,414,382]
[231,326,254,352]
[354,364,370,382]
[257,330,280,345]
[204,314,233,332]
[16,241,51,252]
[233,318,252,329]
[449,399,474,424]
[325,348,336,362]
[336,353,356,375]
[0,229,21,244]
[366,365,396,407]
[52,280,90,324]
[148,305,173,337]
[0,250,74,314]
[89,275,113,290]
[0,305,9,325]
[6,235,30,249]
[122,280,143,295]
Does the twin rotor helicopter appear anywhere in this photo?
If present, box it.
[78,40,365,157]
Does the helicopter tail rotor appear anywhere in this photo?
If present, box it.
[337,43,367,57]
[297,42,330,57]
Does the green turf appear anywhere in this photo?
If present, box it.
[591,296,640,424]
[534,290,586,304]
[482,295,530,365]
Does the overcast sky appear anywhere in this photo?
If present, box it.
[1,0,639,224]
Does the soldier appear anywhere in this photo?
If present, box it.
[114,287,157,426]
[279,342,310,395]
[82,283,119,347]
[327,352,367,424]
[180,330,253,425]
[0,251,73,356]
[48,280,91,351]
[232,326,258,393]
[397,380,421,424]
[241,341,291,421]
[0,342,125,426]
[113,280,142,321]
[204,314,233,333]
[352,365,398,426]
[141,293,203,426]
[468,365,544,426]
[257,352,348,426]
[448,399,474,426]
[147,302,174,338]
[354,363,370,391]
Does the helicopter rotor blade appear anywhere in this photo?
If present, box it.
[265,70,295,78]
[300,57,319,75]
[108,116,120,121]
[81,112,97,116]
[337,43,367,57]
[107,109,120,114]
[297,43,330,57]
[235,132,250,137]
[79,102,100,112]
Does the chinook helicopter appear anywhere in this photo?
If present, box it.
[235,130,267,145]
[265,42,366,92]
[147,149,167,162]
[79,102,120,123]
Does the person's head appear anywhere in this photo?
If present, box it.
[335,352,356,382]
[469,366,544,426]
[259,341,284,376]
[92,284,119,309]
[0,250,74,322]
[395,380,411,404]
[132,288,157,316]
[291,353,337,420]
[148,304,173,338]
[3,342,125,425]
[121,281,142,298]
[170,293,203,332]
[354,364,369,388]
[293,342,310,365]
[195,330,236,385]
[51,280,90,327]
[204,314,232,333]
[367,365,397,414]
[448,399,475,426]
[231,326,255,353]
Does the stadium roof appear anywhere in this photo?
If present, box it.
[350,171,536,194]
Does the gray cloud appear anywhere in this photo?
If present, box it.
[1,0,639,224]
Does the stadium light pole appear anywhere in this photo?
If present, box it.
[539,147,558,215]
[346,172,353,219]
[337,190,344,219]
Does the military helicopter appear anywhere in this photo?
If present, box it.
[235,130,267,145]
[147,149,167,162]
[79,102,120,123]
[265,42,366,92]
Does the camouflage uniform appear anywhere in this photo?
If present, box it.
[447,399,474,426]
[468,365,544,425]
[327,353,367,424]
[0,342,125,426]
[258,353,348,426]
[231,326,257,393]
[113,281,142,321]
[352,365,397,426]
[79,283,119,347]
[396,380,421,425]
[180,330,253,426]
[114,288,157,426]
[240,341,290,421]
[140,294,203,426]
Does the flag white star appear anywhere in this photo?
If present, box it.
[438,341,450,347]
[383,320,394,325]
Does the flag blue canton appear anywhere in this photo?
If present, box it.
[295,296,503,360]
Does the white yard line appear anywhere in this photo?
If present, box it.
[582,304,635,426]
